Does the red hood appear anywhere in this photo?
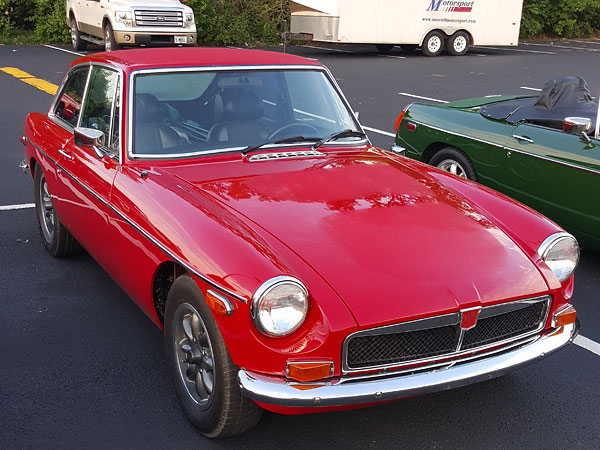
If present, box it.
[163,148,549,328]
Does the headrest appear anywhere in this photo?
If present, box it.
[135,93,163,123]
[221,91,265,121]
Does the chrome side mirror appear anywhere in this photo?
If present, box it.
[563,117,592,143]
[74,127,105,159]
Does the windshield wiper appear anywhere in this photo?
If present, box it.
[312,129,367,150]
[242,136,321,156]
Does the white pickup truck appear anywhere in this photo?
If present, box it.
[66,0,197,52]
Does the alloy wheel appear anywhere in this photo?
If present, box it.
[436,159,468,178]
[173,303,215,407]
[38,176,55,242]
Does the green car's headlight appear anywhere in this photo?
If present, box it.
[251,276,309,337]
[537,232,579,283]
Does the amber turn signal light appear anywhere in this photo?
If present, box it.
[206,290,234,316]
[286,362,333,382]
[552,304,576,328]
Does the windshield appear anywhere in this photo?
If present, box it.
[131,68,362,157]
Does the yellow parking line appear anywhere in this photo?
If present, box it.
[0,66,58,95]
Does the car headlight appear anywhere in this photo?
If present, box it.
[115,11,132,23]
[537,232,579,283]
[251,276,309,337]
[185,13,194,22]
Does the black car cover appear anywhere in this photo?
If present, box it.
[480,76,598,131]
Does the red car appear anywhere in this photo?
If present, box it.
[22,48,580,437]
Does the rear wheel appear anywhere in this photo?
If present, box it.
[164,275,262,437]
[375,44,394,54]
[70,18,87,51]
[422,31,444,57]
[447,31,470,56]
[104,23,121,52]
[429,147,478,180]
[33,164,83,257]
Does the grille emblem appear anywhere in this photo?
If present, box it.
[460,307,481,330]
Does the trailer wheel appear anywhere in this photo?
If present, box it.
[422,31,444,57]
[448,31,470,56]
[375,44,394,54]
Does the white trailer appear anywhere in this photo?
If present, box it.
[289,0,524,56]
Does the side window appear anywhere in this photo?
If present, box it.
[54,66,89,127]
[80,67,120,156]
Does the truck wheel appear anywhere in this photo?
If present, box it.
[448,31,470,56]
[70,18,87,51]
[164,275,263,437]
[400,44,418,52]
[104,23,122,52]
[422,31,444,57]
[430,147,478,180]
[375,44,394,54]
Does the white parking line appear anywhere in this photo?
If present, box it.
[398,92,448,103]
[574,335,600,357]
[303,45,355,54]
[43,45,85,57]
[520,86,542,92]
[522,42,600,52]
[0,203,35,211]
[474,46,557,55]
[363,126,395,137]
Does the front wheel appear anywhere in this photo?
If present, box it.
[447,31,470,56]
[104,23,121,52]
[429,147,478,180]
[422,31,444,57]
[70,19,87,51]
[164,275,262,437]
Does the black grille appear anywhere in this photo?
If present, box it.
[344,298,548,370]
[135,10,183,27]
[346,325,458,369]
[461,301,546,350]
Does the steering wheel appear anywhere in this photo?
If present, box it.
[267,123,320,141]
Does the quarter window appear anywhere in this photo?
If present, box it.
[54,66,89,126]
[80,67,120,156]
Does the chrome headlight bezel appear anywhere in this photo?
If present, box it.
[537,232,579,283]
[250,276,309,337]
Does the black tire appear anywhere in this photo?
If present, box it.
[164,275,262,438]
[447,31,470,56]
[33,164,83,257]
[70,18,87,51]
[375,44,394,54]
[422,31,444,57]
[400,44,418,52]
[103,23,122,52]
[429,147,478,181]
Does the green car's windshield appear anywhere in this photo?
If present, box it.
[131,69,363,157]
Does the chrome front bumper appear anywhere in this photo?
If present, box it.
[238,322,578,408]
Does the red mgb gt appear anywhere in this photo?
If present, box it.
[22,48,580,437]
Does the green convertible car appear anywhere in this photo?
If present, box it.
[394,76,600,251]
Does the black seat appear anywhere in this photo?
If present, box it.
[134,93,184,154]
[208,91,269,144]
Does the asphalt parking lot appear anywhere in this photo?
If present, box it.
[1,41,599,449]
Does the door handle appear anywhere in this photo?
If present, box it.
[512,135,535,144]
[58,149,74,160]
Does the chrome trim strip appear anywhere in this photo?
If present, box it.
[409,119,600,176]
[341,296,551,373]
[206,289,235,315]
[29,140,247,304]
[127,64,368,161]
[238,321,578,407]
